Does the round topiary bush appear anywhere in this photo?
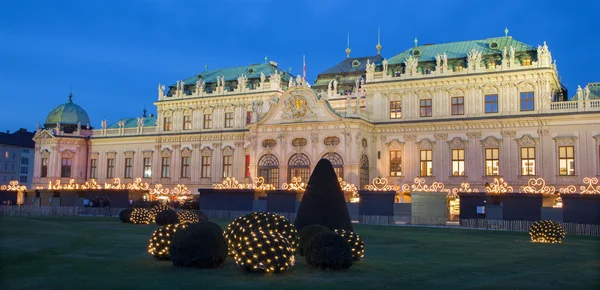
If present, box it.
[147,223,188,260]
[169,221,227,268]
[334,229,365,261]
[119,208,133,223]
[529,220,566,243]
[130,208,152,224]
[149,204,174,222]
[224,212,298,257]
[305,232,353,270]
[155,209,179,225]
[234,230,295,273]
[177,210,200,224]
[298,224,332,256]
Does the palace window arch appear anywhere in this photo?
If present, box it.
[287,153,311,183]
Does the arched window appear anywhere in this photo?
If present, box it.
[322,152,344,178]
[287,153,311,183]
[258,154,279,188]
[360,154,369,189]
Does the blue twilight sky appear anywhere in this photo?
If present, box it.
[0,0,598,133]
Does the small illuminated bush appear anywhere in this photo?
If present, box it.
[177,210,200,224]
[529,220,566,244]
[305,232,353,270]
[169,221,227,268]
[225,212,298,257]
[155,209,179,226]
[298,224,332,256]
[119,208,133,223]
[334,229,365,261]
[149,204,174,222]
[147,223,188,260]
[130,208,152,224]
[234,230,295,273]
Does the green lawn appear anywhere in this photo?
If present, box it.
[1,216,599,290]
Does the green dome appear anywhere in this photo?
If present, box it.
[44,93,91,127]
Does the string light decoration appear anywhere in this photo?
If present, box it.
[127,178,149,190]
[130,208,152,224]
[234,230,295,273]
[82,179,102,190]
[334,229,365,261]
[149,204,174,222]
[364,177,396,191]
[529,220,566,243]
[580,177,600,194]
[104,178,125,189]
[177,210,200,224]
[0,180,26,191]
[224,212,299,257]
[282,177,306,191]
[485,178,513,194]
[148,223,188,260]
[519,178,556,194]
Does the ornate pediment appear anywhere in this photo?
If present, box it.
[516,134,538,147]
[447,137,467,149]
[481,136,501,148]
[222,145,235,156]
[416,138,435,150]
[385,139,405,150]
[201,146,213,156]
[181,147,192,157]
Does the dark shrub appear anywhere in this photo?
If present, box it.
[305,232,353,270]
[177,210,200,224]
[234,230,294,273]
[334,229,365,261]
[294,159,353,232]
[155,209,179,225]
[225,212,298,257]
[119,208,133,223]
[169,221,227,268]
[529,220,566,243]
[148,224,188,260]
[149,204,174,221]
[298,224,332,256]
[130,208,151,224]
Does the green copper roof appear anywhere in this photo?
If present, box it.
[387,37,536,65]
[44,94,91,127]
[108,116,156,129]
[172,63,292,87]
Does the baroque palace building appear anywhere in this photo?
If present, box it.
[31,34,600,193]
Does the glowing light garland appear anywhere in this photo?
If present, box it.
[519,178,556,194]
[0,180,27,191]
[282,177,306,191]
[485,178,513,194]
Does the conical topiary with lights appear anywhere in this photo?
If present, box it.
[294,159,353,232]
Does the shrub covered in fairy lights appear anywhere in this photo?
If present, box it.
[529,220,566,244]
[147,223,188,260]
[130,208,152,224]
[334,229,365,261]
[155,209,179,225]
[119,208,133,223]
[177,210,200,224]
[149,204,174,221]
[298,224,332,256]
[305,232,353,270]
[169,221,228,268]
[224,212,298,257]
[234,230,295,273]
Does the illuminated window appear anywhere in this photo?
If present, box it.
[224,112,233,128]
[558,146,575,176]
[521,147,536,176]
[420,99,432,117]
[520,92,534,111]
[201,156,211,178]
[181,157,190,178]
[222,156,233,178]
[390,151,402,176]
[163,117,173,131]
[143,157,151,178]
[90,159,97,179]
[485,94,498,113]
[390,101,402,119]
[451,97,464,115]
[161,157,170,178]
[183,115,192,130]
[420,150,432,176]
[203,114,213,129]
[124,158,133,178]
[485,148,499,176]
[41,158,48,177]
[451,149,465,176]
[107,158,115,178]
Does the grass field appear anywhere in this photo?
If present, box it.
[1,216,599,290]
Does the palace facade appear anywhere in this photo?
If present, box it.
[32,35,600,193]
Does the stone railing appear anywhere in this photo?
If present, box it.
[550,100,600,112]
